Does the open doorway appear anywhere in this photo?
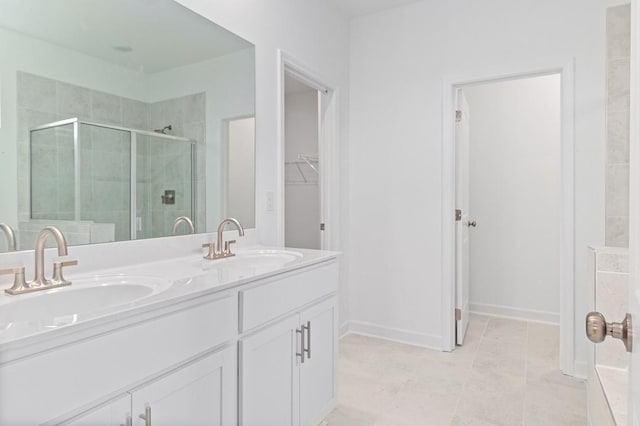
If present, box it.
[455,74,563,344]
[283,74,322,249]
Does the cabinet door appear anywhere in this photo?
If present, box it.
[299,297,337,426]
[61,394,131,426]
[131,346,235,426]
[239,315,302,426]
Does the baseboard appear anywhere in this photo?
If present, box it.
[345,320,442,350]
[574,360,588,380]
[470,302,560,324]
[339,321,350,338]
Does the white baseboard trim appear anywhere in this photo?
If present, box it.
[470,302,560,324]
[339,321,350,339]
[574,360,588,380]
[345,320,442,350]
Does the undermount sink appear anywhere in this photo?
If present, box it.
[233,249,303,265]
[0,275,172,334]
[193,248,303,271]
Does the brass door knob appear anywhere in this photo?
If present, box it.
[585,311,632,352]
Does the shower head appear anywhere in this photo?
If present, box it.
[154,124,172,134]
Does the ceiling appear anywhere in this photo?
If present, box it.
[330,0,422,18]
[0,0,253,74]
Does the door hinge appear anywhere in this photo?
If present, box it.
[320,223,325,231]
[455,209,462,221]
[455,110,462,123]
[455,308,462,321]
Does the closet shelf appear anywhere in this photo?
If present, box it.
[285,153,319,185]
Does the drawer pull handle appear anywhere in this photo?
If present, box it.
[139,406,151,426]
[303,321,311,360]
[120,414,132,426]
[296,326,305,363]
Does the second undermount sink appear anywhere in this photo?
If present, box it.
[193,248,303,272]
[0,275,172,335]
[233,249,303,265]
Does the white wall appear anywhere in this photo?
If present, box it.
[285,90,320,249]
[463,75,561,323]
[348,0,620,369]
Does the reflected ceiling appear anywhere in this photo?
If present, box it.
[0,0,252,73]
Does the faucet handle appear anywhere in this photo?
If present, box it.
[52,259,78,285]
[202,243,217,260]
[223,240,237,255]
[1,266,29,295]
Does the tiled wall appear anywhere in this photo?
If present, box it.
[605,5,630,247]
[592,247,628,370]
[17,71,204,244]
[145,94,205,237]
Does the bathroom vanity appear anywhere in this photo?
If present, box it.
[0,244,339,425]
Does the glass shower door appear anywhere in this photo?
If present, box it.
[136,135,194,238]
[78,123,131,241]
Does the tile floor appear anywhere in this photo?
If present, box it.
[324,315,587,426]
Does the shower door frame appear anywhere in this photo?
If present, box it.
[30,117,196,240]
[441,60,577,376]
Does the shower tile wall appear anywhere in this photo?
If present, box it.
[605,5,631,247]
[16,71,204,241]
[145,93,205,237]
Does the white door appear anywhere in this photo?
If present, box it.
[627,1,640,423]
[455,89,471,345]
[62,394,131,426]
[299,297,337,426]
[628,253,639,426]
[131,348,234,426]
[239,315,301,426]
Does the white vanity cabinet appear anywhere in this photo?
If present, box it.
[0,293,236,425]
[129,347,234,426]
[0,255,339,426]
[63,347,234,426]
[239,261,338,426]
[63,395,131,426]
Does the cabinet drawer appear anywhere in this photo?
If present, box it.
[239,261,338,333]
[0,293,235,425]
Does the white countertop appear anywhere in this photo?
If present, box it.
[0,245,339,361]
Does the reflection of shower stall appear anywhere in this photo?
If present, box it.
[29,117,195,241]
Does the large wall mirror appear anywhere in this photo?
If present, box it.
[0,0,256,252]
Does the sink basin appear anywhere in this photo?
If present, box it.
[192,249,303,272]
[0,275,172,334]
[233,249,303,266]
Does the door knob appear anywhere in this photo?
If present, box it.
[585,312,632,352]
[467,220,477,228]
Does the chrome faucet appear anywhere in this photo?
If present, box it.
[172,216,195,234]
[202,218,245,260]
[0,226,77,295]
[0,223,16,252]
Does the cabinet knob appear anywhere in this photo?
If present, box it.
[586,312,632,352]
